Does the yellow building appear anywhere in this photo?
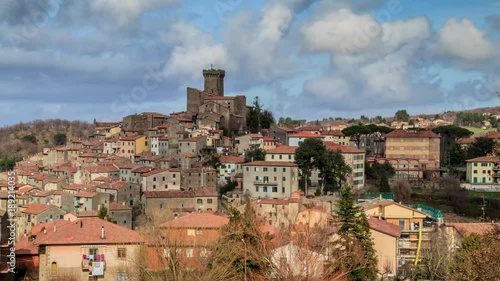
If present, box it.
[466,156,500,187]
[359,198,430,268]
[118,135,148,161]
[368,216,401,276]
[384,129,440,179]
[320,130,349,146]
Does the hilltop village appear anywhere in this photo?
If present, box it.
[0,69,499,280]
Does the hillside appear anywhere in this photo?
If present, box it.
[0,119,94,160]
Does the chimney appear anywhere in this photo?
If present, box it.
[54,224,57,232]
[101,226,105,239]
[80,220,83,228]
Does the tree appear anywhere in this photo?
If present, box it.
[432,125,473,165]
[260,110,275,129]
[342,125,370,148]
[394,109,410,122]
[21,134,38,144]
[321,149,352,194]
[365,161,395,180]
[334,185,378,280]
[379,174,391,193]
[244,148,266,163]
[208,200,270,280]
[467,137,495,159]
[53,133,67,145]
[422,228,453,281]
[295,138,327,194]
[450,226,500,281]
[448,142,467,166]
[0,157,18,172]
[98,205,108,220]
[391,180,411,202]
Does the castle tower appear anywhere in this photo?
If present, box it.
[203,68,225,97]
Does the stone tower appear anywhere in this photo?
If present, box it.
[203,68,225,96]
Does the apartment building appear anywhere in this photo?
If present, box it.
[465,156,500,190]
[242,161,299,199]
[384,129,440,179]
[118,135,149,161]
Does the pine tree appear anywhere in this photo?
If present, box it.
[379,174,391,193]
[334,185,378,281]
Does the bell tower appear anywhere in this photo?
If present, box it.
[203,67,225,97]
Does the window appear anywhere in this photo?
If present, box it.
[89,248,98,256]
[263,186,268,192]
[162,177,165,181]
[263,167,268,172]
[164,248,170,257]
[283,168,286,172]
[187,229,195,236]
[282,177,286,181]
[117,248,127,258]
[207,199,213,204]
[186,248,194,258]
[271,155,275,159]
[288,155,291,160]
[282,187,285,193]
[51,262,57,275]
[272,186,277,192]
[197,199,203,204]
[117,273,126,281]
[196,229,203,235]
[256,186,259,192]
[153,177,156,181]
[255,176,259,181]
[399,220,405,229]
[279,155,282,160]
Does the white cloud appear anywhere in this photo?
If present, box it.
[163,23,232,79]
[89,0,177,27]
[381,17,431,49]
[436,18,496,61]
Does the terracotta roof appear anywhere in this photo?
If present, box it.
[324,142,364,153]
[219,155,245,163]
[142,168,169,177]
[143,190,195,198]
[178,137,201,142]
[266,145,298,154]
[456,137,476,144]
[74,211,99,217]
[385,129,439,138]
[258,198,290,205]
[247,134,264,138]
[191,187,218,197]
[483,132,500,139]
[289,131,324,138]
[132,166,154,173]
[75,191,97,198]
[36,218,144,245]
[49,177,67,183]
[109,202,132,211]
[243,161,298,167]
[119,135,145,141]
[109,181,130,189]
[368,216,402,237]
[84,165,119,173]
[21,204,58,215]
[298,125,322,132]
[113,162,137,169]
[263,137,276,142]
[31,219,73,236]
[160,212,229,229]
[445,223,498,237]
[465,156,500,163]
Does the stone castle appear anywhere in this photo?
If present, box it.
[186,68,249,135]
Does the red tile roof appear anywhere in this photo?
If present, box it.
[142,168,169,177]
[160,212,229,229]
[274,126,297,133]
[219,155,245,163]
[31,219,73,236]
[21,204,58,215]
[465,156,500,163]
[385,129,439,138]
[324,142,364,153]
[243,161,298,167]
[49,177,67,183]
[445,223,498,237]
[483,132,500,139]
[75,191,97,198]
[109,202,132,211]
[84,165,119,174]
[36,218,143,245]
[119,135,145,141]
[368,216,401,237]
[456,137,476,144]
[266,145,298,154]
[191,187,218,197]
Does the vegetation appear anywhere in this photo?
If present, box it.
[244,148,266,163]
[342,124,393,156]
[219,181,238,196]
[449,226,500,280]
[21,134,38,144]
[53,133,67,145]
[246,96,275,133]
[365,161,395,180]
[278,117,305,127]
[334,185,378,280]
[432,125,473,165]
[0,156,20,172]
[295,138,326,194]
[394,109,410,122]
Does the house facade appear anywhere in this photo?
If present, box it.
[242,161,299,199]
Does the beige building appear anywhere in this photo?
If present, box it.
[234,133,264,154]
[368,216,401,276]
[321,130,349,146]
[359,198,430,268]
[465,156,500,189]
[181,168,217,189]
[16,204,67,239]
[265,146,297,162]
[325,142,365,189]
[242,161,299,199]
[384,129,440,179]
[36,218,143,281]
[118,135,149,161]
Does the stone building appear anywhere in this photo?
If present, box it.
[186,69,249,135]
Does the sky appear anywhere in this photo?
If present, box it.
[0,0,499,125]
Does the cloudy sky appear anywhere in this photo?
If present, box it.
[0,0,499,125]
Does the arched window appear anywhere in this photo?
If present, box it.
[51,262,57,275]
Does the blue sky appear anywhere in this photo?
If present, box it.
[0,0,498,125]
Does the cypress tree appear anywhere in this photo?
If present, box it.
[379,174,391,193]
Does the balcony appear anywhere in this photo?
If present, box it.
[493,165,500,171]
[254,180,278,186]
[82,255,106,270]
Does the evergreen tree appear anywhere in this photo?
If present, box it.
[334,185,378,280]
[379,174,391,193]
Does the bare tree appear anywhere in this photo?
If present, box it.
[422,227,453,280]
[392,179,411,202]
